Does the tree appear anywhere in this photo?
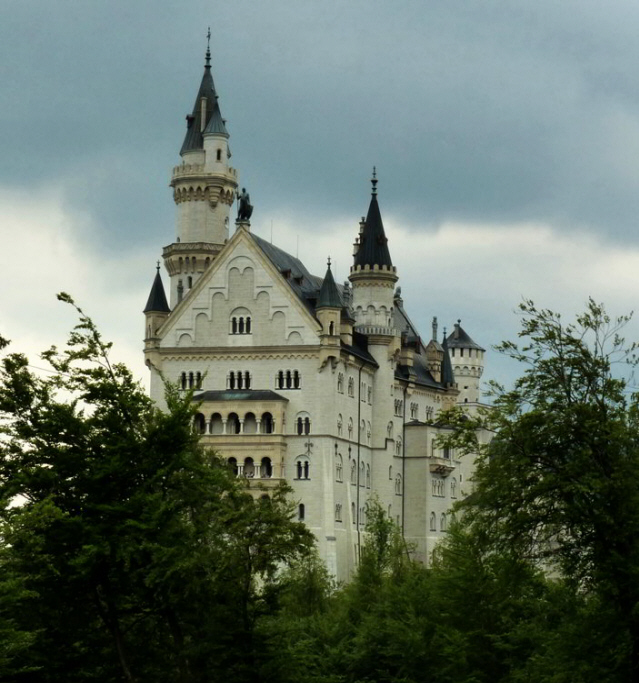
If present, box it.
[442,299,639,682]
[0,295,313,682]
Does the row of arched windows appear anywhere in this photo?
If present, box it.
[230,316,251,334]
[275,370,301,389]
[296,416,311,435]
[227,456,272,478]
[349,461,371,488]
[431,477,457,498]
[194,411,274,435]
[430,512,448,532]
[180,371,202,390]
[228,371,251,390]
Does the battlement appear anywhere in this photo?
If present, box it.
[355,324,396,337]
[349,263,397,275]
[171,163,238,181]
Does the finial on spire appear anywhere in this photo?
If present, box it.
[371,166,378,197]
[327,256,332,269]
[205,27,211,67]
[156,260,160,272]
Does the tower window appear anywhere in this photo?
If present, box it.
[298,503,305,521]
[295,456,310,480]
[216,149,222,161]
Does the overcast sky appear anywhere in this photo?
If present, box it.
[3,0,639,391]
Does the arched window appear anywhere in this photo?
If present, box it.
[395,474,402,495]
[196,372,202,389]
[188,276,193,289]
[387,421,393,439]
[181,372,187,390]
[337,414,343,436]
[451,477,457,498]
[237,371,244,390]
[244,371,251,389]
[293,370,300,389]
[430,512,437,532]
[246,317,251,334]
[440,513,447,532]
[388,465,392,480]
[244,457,255,478]
[230,309,252,335]
[366,464,371,488]
[367,422,371,445]
[228,412,241,435]
[348,418,353,439]
[350,460,356,484]
[286,370,292,389]
[335,503,342,522]
[328,321,335,335]
[337,373,344,393]
[359,462,365,486]
[231,317,238,334]
[276,370,284,389]
[348,377,355,397]
[295,456,310,480]
[238,317,245,334]
[396,437,402,456]
[188,372,194,389]
[194,413,206,434]
[296,413,311,435]
[298,504,305,521]
[261,412,274,434]
[336,454,343,482]
[228,371,236,390]
[261,457,272,478]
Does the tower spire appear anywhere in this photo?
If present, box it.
[371,166,378,197]
[205,27,211,68]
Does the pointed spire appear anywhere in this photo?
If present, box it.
[143,265,170,313]
[317,257,343,308]
[180,34,228,155]
[446,320,485,351]
[441,328,455,387]
[353,169,393,269]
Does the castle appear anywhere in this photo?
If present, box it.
[143,45,489,580]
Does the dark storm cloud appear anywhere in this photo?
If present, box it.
[3,0,639,250]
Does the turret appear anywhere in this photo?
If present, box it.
[348,169,398,334]
[317,259,342,336]
[143,264,171,349]
[446,320,485,403]
[163,34,238,307]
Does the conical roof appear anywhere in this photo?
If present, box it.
[353,170,393,269]
[180,50,228,155]
[446,320,485,351]
[317,261,343,308]
[441,333,455,387]
[143,267,170,313]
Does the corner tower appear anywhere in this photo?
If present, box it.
[163,36,238,307]
[446,321,485,404]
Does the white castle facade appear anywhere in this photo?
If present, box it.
[143,48,490,580]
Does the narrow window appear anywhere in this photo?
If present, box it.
[245,372,251,389]
[298,504,305,521]
[304,461,309,479]
[293,370,300,389]
[239,317,245,334]
[188,372,194,389]
[232,317,237,334]
[246,316,251,334]
[286,370,292,389]
[188,276,193,289]
[297,418,303,435]
[181,372,187,390]
[216,148,222,161]
[328,321,334,335]
[196,372,202,389]
[277,370,284,389]
[304,417,310,435]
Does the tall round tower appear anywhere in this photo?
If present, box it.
[163,38,238,307]
[446,321,485,404]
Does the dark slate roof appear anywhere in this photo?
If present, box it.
[441,335,455,387]
[342,331,378,367]
[447,321,485,351]
[180,60,228,155]
[193,390,288,402]
[143,269,170,313]
[317,263,343,308]
[353,194,393,268]
[393,299,421,344]
[395,357,440,389]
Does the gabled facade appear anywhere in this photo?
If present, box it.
[143,50,490,579]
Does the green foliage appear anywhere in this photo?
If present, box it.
[0,295,312,682]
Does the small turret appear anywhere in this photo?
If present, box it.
[446,320,485,403]
[143,264,171,347]
[317,258,342,343]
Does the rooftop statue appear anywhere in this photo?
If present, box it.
[237,187,253,221]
